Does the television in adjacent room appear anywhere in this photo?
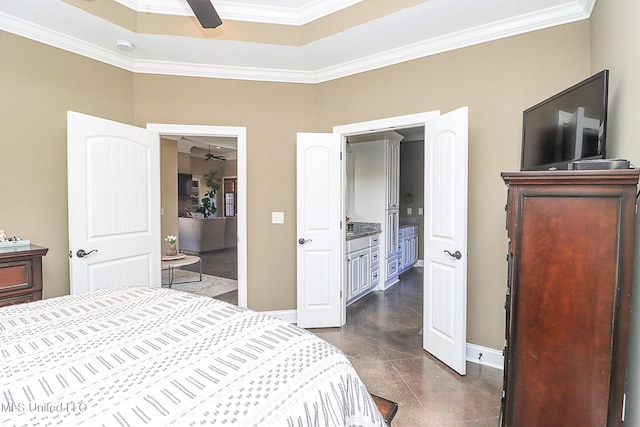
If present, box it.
[521,70,609,171]
[177,173,193,196]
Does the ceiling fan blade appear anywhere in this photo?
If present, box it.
[186,0,222,29]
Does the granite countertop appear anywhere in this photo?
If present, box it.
[346,222,382,240]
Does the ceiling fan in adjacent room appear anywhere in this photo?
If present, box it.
[185,0,223,29]
[205,145,226,161]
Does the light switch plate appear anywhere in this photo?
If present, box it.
[272,212,285,224]
[418,207,424,215]
[407,207,412,215]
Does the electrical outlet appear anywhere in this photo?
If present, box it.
[407,207,412,215]
[418,207,424,215]
[272,212,285,224]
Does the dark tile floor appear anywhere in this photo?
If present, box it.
[311,268,503,427]
[185,247,238,280]
[193,251,503,426]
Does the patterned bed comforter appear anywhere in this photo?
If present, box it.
[0,287,384,426]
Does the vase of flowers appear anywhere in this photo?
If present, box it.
[165,235,178,256]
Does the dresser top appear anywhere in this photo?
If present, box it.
[502,169,640,186]
[0,244,49,259]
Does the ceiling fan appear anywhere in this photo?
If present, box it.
[205,145,226,161]
[186,0,223,29]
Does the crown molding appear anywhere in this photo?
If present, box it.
[0,11,136,72]
[112,0,364,25]
[133,60,316,83]
[0,1,592,85]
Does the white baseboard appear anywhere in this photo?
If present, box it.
[263,309,297,324]
[466,343,504,370]
[415,259,424,267]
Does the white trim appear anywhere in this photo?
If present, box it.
[133,60,315,84]
[264,309,298,324]
[0,2,592,84]
[333,111,441,136]
[147,123,248,309]
[466,343,504,370]
[0,12,136,73]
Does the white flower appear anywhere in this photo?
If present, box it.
[164,235,177,244]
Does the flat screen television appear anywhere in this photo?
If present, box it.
[177,173,193,196]
[521,70,609,171]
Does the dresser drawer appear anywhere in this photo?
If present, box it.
[0,260,32,292]
[0,292,40,308]
[0,245,48,307]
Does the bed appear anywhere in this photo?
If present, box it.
[0,287,385,426]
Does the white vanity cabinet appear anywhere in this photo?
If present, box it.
[346,234,380,304]
[398,225,419,273]
[349,131,403,291]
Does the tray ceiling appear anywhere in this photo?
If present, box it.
[0,0,596,83]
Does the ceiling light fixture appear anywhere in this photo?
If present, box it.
[116,39,134,52]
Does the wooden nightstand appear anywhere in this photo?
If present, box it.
[0,245,48,307]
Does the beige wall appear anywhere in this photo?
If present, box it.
[590,0,640,423]
[0,31,134,299]
[132,74,317,310]
[1,19,591,351]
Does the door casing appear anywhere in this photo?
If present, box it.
[146,123,248,308]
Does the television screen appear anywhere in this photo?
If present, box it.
[177,173,193,196]
[521,70,609,171]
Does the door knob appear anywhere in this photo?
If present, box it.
[298,238,312,245]
[444,249,462,260]
[76,249,98,258]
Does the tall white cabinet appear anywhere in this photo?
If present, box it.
[384,137,401,288]
[349,131,404,290]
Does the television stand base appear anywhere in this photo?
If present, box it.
[568,159,631,170]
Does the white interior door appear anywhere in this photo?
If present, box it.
[296,132,344,328]
[68,111,161,294]
[423,106,469,375]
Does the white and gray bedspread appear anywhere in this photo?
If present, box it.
[0,287,384,426]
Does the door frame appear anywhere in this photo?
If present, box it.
[146,123,247,308]
[335,112,441,297]
[333,111,439,306]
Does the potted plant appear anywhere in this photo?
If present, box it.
[197,170,220,218]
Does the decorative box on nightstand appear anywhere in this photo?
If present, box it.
[0,245,48,307]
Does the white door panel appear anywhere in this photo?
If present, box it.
[296,132,344,328]
[68,111,161,294]
[423,107,468,375]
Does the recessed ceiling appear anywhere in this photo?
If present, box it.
[0,0,596,84]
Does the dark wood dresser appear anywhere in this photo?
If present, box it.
[500,170,639,427]
[0,245,48,307]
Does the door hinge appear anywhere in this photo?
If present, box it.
[340,290,343,299]
[340,220,342,230]
[340,152,343,160]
